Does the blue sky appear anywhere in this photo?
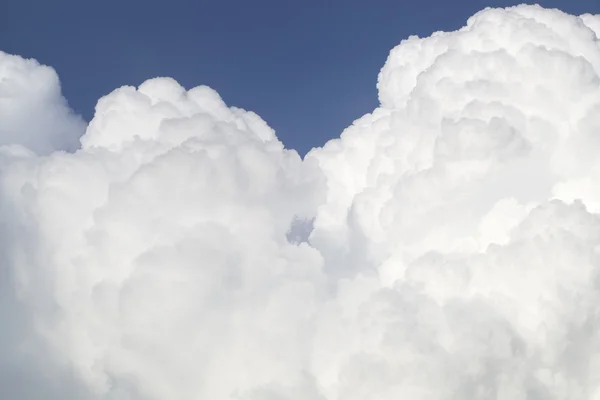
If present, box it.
[2,0,599,155]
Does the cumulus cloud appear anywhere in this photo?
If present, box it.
[2,4,600,399]
[0,51,85,154]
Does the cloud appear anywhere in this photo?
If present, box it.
[2,4,600,399]
[0,51,85,154]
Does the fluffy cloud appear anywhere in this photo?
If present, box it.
[0,51,85,154]
[2,4,600,400]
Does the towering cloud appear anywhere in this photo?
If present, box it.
[2,4,600,399]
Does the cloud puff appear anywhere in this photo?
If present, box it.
[2,4,600,400]
[0,51,85,154]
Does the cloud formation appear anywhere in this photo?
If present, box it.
[0,52,85,154]
[2,4,600,399]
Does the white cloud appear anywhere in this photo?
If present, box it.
[0,51,85,154]
[2,4,600,399]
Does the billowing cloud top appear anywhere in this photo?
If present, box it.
[2,4,600,400]
[0,52,85,154]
